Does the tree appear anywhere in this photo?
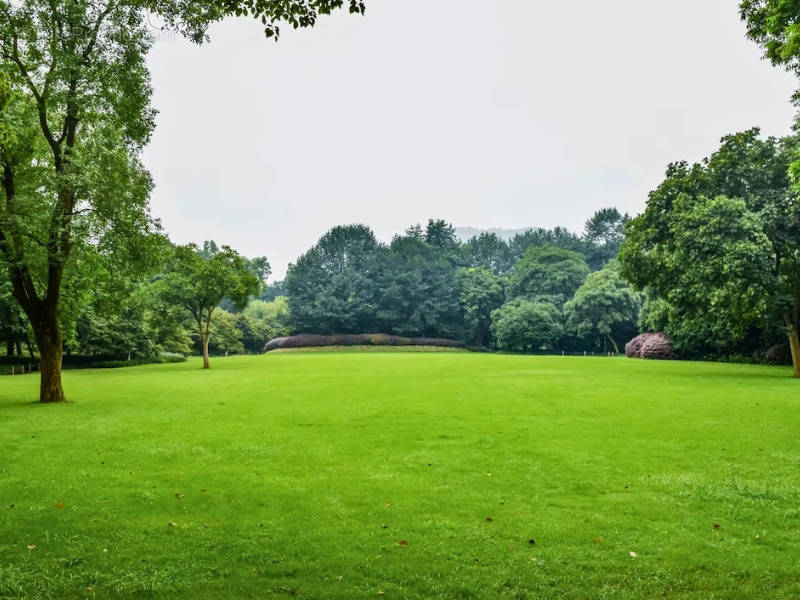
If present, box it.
[159,244,259,368]
[373,232,464,339]
[465,232,514,275]
[563,261,640,353]
[620,129,800,376]
[509,227,588,263]
[490,299,564,353]
[425,219,458,251]
[741,0,800,102]
[1,0,364,402]
[456,266,505,347]
[507,245,590,307]
[583,208,630,270]
[285,224,381,334]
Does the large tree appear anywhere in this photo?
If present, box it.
[285,224,381,334]
[563,260,640,354]
[456,266,504,348]
[507,245,589,307]
[490,299,564,353]
[619,129,800,376]
[0,0,365,402]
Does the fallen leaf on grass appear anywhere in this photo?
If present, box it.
[397,540,408,546]
[55,502,64,508]
[713,523,720,529]
[486,517,493,522]
[385,502,392,507]
[593,537,602,543]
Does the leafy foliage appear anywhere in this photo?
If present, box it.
[507,245,590,307]
[158,243,259,367]
[619,129,800,373]
[490,299,564,352]
[564,261,640,353]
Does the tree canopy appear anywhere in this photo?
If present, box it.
[619,129,800,375]
[158,244,260,368]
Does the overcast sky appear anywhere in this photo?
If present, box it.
[143,0,797,280]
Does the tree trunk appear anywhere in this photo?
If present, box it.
[202,333,210,369]
[34,318,65,403]
[606,334,620,354]
[787,318,800,378]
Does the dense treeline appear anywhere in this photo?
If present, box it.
[0,239,291,366]
[284,210,638,353]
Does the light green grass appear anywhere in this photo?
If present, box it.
[0,354,797,599]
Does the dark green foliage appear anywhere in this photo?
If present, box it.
[285,224,381,334]
[456,266,505,348]
[490,299,564,352]
[509,227,588,263]
[374,231,465,339]
[583,208,630,270]
[619,129,800,372]
[507,245,590,307]
[464,232,515,274]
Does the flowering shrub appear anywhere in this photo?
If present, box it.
[625,334,650,358]
[626,332,674,360]
[264,334,463,352]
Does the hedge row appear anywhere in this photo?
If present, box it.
[264,333,464,352]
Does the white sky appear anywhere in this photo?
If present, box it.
[143,0,797,280]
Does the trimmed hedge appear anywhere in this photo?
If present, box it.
[625,332,674,360]
[264,333,464,353]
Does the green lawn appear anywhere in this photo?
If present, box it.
[0,353,798,599]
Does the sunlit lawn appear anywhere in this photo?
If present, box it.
[0,353,798,599]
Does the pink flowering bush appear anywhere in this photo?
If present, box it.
[626,332,674,360]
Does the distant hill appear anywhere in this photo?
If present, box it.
[454,226,534,241]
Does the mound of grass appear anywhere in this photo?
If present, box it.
[0,354,797,599]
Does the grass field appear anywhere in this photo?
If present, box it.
[0,353,798,599]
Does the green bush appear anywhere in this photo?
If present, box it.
[490,299,564,353]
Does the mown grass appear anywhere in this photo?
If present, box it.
[0,353,798,599]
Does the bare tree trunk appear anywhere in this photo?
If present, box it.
[202,333,210,369]
[787,316,800,378]
[606,334,620,354]
[33,316,65,403]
